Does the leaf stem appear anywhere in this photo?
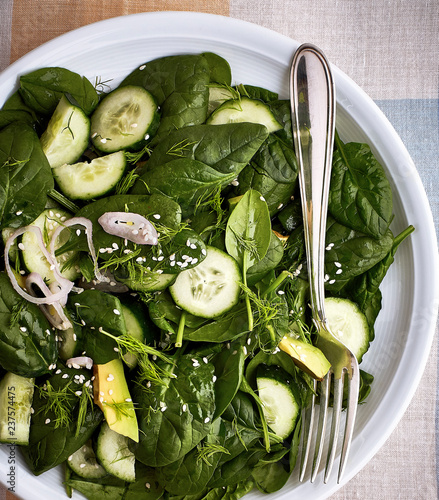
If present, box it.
[48,189,80,214]
[175,310,186,348]
[262,270,293,297]
[242,251,253,331]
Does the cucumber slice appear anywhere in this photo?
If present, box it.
[67,440,107,479]
[52,151,126,200]
[256,364,300,439]
[0,372,35,445]
[169,246,241,319]
[20,208,80,283]
[90,85,160,153]
[96,422,136,482]
[206,96,282,133]
[40,95,90,168]
[325,297,370,362]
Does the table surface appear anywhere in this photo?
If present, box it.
[0,1,438,500]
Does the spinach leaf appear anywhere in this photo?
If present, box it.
[237,84,278,103]
[202,52,232,85]
[22,367,102,475]
[67,289,126,364]
[329,134,393,238]
[137,123,268,175]
[140,158,243,217]
[0,272,57,377]
[225,189,271,270]
[277,198,302,233]
[183,303,249,343]
[134,353,216,467]
[121,54,210,137]
[269,100,293,142]
[211,342,245,419]
[158,419,227,495]
[324,216,394,292]
[247,231,284,286]
[0,91,37,130]
[0,122,54,229]
[19,67,98,115]
[337,225,414,333]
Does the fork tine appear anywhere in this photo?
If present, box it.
[337,359,360,482]
[299,378,317,481]
[324,373,344,483]
[310,372,331,482]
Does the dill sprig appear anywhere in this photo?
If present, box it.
[75,383,94,436]
[166,139,196,157]
[94,76,112,95]
[115,168,140,195]
[38,380,75,428]
[197,442,229,465]
[10,300,27,328]
[124,144,152,165]
[102,400,136,419]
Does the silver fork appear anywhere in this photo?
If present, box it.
[289,43,360,484]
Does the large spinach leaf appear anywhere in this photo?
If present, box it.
[139,158,244,217]
[328,135,393,238]
[121,54,210,137]
[202,52,232,85]
[247,231,284,286]
[0,91,37,131]
[135,123,268,175]
[0,122,54,229]
[134,353,216,467]
[324,216,394,292]
[0,272,57,377]
[19,67,98,115]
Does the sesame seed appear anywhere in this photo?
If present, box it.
[139,64,146,70]
[107,374,114,382]
[18,242,25,251]
[278,290,285,295]
[113,309,120,315]
[260,195,266,201]
[125,398,132,402]
[201,248,207,256]
[15,210,22,216]
[334,262,342,268]
[153,214,161,219]
[145,483,151,489]
[329,279,336,284]
[182,404,187,412]
[186,239,191,247]
[204,417,210,423]
[62,374,69,379]
[75,391,82,396]
[56,369,62,375]
[203,357,209,364]
[212,375,217,383]
[336,269,343,274]
[109,389,113,395]
[45,418,51,424]
[101,138,107,144]
[190,243,197,250]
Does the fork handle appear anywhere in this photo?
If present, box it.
[290,44,336,326]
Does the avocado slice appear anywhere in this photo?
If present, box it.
[278,335,331,380]
[93,358,138,442]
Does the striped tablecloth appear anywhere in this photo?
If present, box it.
[1,1,438,499]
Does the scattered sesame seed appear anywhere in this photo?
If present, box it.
[108,389,113,395]
[62,374,69,379]
[45,418,51,424]
[334,262,342,268]
[113,309,120,315]
[336,269,343,274]
[107,374,115,382]
[329,279,336,284]
[139,64,146,70]
[125,398,132,402]
[18,242,25,251]
[15,210,23,216]
[75,391,82,397]
[145,483,151,489]
[204,417,210,423]
[182,404,187,412]
[212,375,217,383]
[153,214,161,219]
[260,195,266,201]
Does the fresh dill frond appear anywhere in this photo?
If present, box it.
[241,283,279,330]
[124,144,152,165]
[94,76,112,95]
[115,168,140,195]
[229,228,262,262]
[196,442,229,465]
[75,383,94,436]
[99,247,142,271]
[166,139,196,157]
[10,300,27,328]
[102,400,136,419]
[38,380,74,429]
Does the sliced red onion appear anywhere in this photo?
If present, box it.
[4,226,73,305]
[66,356,93,370]
[98,212,158,246]
[25,273,72,330]
[49,216,109,283]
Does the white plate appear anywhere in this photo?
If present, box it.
[0,11,437,500]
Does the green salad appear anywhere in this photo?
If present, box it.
[0,52,413,499]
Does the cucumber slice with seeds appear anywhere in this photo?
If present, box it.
[325,297,370,362]
[169,246,241,319]
[40,95,90,168]
[96,422,136,482]
[67,439,107,479]
[53,151,126,200]
[91,85,160,153]
[206,96,282,133]
[256,364,300,440]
